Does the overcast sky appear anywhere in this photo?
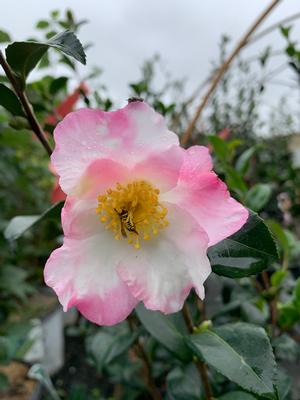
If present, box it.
[1,0,300,125]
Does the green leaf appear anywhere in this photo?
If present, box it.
[49,76,68,95]
[46,31,58,40]
[135,304,191,362]
[0,372,9,390]
[187,323,276,399]
[87,328,140,373]
[47,31,86,64]
[4,201,63,240]
[5,31,86,83]
[36,20,50,29]
[245,184,272,212]
[209,210,278,278]
[280,25,291,39]
[293,278,300,308]
[208,135,228,162]
[274,368,292,400]
[0,30,11,43]
[270,270,287,287]
[0,84,25,116]
[166,364,202,400]
[129,81,148,96]
[272,334,300,362]
[219,391,256,400]
[51,10,60,19]
[278,302,300,329]
[224,166,247,195]
[235,146,257,176]
[0,265,33,300]
[266,221,290,255]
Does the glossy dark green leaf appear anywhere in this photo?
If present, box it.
[135,304,191,362]
[47,31,86,64]
[5,31,86,83]
[208,210,278,278]
[4,201,63,240]
[0,84,24,116]
[166,364,202,400]
[187,323,277,399]
[0,30,11,43]
[245,184,272,212]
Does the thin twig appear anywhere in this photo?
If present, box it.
[196,297,207,321]
[262,271,278,335]
[181,0,282,146]
[128,317,162,400]
[0,50,53,156]
[249,11,300,45]
[182,303,214,400]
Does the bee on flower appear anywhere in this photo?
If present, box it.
[44,101,248,326]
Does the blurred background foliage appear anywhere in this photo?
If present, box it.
[0,7,300,400]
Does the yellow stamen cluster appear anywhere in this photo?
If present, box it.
[96,180,169,249]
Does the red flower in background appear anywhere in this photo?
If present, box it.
[46,82,89,126]
[49,163,66,203]
[217,127,230,140]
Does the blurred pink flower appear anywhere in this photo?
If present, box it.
[44,102,248,326]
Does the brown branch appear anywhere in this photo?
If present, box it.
[181,0,282,146]
[0,50,53,156]
[128,318,162,400]
[182,303,214,400]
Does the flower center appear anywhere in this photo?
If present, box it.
[96,180,169,249]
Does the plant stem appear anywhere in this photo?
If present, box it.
[0,50,53,157]
[182,303,214,399]
[181,0,282,146]
[128,318,162,400]
[262,271,278,335]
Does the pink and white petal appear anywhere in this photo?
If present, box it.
[132,145,184,192]
[61,158,131,239]
[164,171,248,246]
[52,102,179,194]
[180,146,213,180]
[61,197,100,239]
[44,234,138,326]
[122,101,179,157]
[117,203,211,314]
[75,158,130,199]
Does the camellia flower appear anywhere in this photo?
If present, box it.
[44,101,248,326]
